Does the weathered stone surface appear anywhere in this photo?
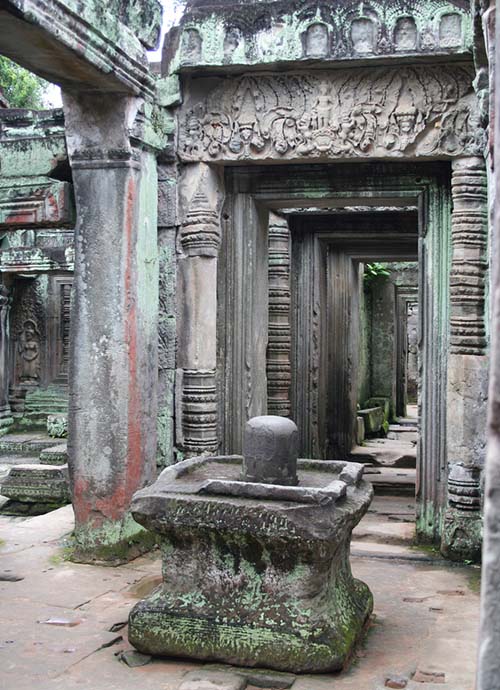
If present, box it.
[0,462,70,511]
[0,1,159,97]
[39,443,68,466]
[359,407,385,435]
[365,398,391,423]
[165,0,472,74]
[128,454,373,672]
[243,415,298,486]
[47,415,68,439]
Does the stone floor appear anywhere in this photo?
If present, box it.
[0,495,480,690]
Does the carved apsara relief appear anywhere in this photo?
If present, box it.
[179,64,484,162]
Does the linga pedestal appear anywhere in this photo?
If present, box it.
[128,416,373,673]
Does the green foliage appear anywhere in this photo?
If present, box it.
[0,56,47,109]
[363,262,391,286]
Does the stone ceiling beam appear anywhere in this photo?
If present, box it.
[0,0,160,98]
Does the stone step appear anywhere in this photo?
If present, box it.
[367,467,416,496]
[352,518,415,546]
[0,463,70,515]
[0,456,39,482]
[387,425,418,443]
[39,443,68,465]
[0,432,58,456]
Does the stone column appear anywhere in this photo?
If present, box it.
[267,213,291,417]
[62,93,159,564]
[0,283,13,431]
[157,164,178,467]
[176,164,222,457]
[441,156,489,561]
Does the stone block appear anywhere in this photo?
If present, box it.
[356,416,365,445]
[128,455,373,673]
[0,463,70,514]
[47,415,68,439]
[358,407,385,435]
[39,443,68,466]
[364,397,391,422]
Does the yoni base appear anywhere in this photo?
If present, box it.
[128,455,373,672]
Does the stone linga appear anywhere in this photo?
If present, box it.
[128,416,373,673]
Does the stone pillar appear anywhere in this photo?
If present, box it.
[267,213,291,417]
[177,164,222,457]
[441,156,488,561]
[62,93,159,564]
[0,283,13,431]
[157,164,178,467]
[477,5,500,682]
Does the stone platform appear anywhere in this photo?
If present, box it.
[128,455,373,673]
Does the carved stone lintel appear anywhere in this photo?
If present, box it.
[450,157,488,355]
[181,369,218,455]
[267,214,291,417]
[179,65,484,163]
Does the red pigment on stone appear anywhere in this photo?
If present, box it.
[123,175,142,502]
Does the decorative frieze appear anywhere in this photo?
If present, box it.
[179,64,483,163]
[169,0,471,73]
[450,157,488,355]
[180,369,218,455]
[267,214,291,417]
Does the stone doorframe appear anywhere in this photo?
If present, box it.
[211,160,460,545]
[395,287,419,418]
[288,212,418,459]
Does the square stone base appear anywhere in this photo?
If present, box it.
[129,539,373,673]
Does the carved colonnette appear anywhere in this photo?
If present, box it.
[267,213,291,417]
[441,155,488,561]
[450,157,488,355]
[179,64,483,164]
[177,164,223,457]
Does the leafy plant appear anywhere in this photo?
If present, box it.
[363,262,391,286]
[0,56,48,109]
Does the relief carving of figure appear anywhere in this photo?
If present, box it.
[305,23,329,58]
[181,28,202,64]
[394,17,418,51]
[224,27,241,61]
[439,13,462,48]
[351,18,375,54]
[420,27,436,50]
[17,319,40,383]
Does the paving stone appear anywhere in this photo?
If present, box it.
[385,674,408,688]
[412,669,445,683]
[119,649,152,667]
[179,670,247,690]
[205,665,295,689]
